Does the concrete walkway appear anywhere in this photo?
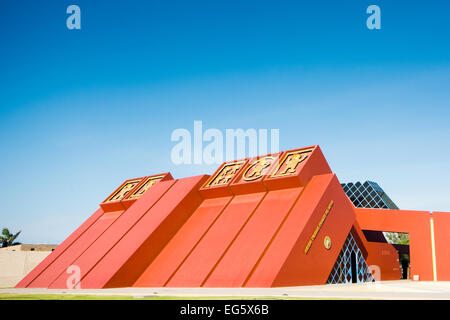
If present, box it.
[2,281,450,299]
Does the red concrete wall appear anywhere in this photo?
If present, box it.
[167,192,266,287]
[246,174,356,287]
[27,209,123,288]
[365,242,401,281]
[432,212,450,281]
[350,224,369,259]
[204,187,304,287]
[355,208,434,281]
[134,196,233,287]
[82,175,208,288]
[48,179,177,288]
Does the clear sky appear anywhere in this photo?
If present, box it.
[1,0,449,244]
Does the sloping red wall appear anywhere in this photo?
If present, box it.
[15,207,105,288]
[204,187,303,287]
[246,174,356,287]
[83,175,208,289]
[134,196,233,287]
[27,209,123,288]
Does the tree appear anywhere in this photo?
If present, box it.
[384,232,409,245]
[0,228,21,247]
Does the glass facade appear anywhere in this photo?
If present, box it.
[327,232,374,284]
[341,181,398,209]
[327,181,399,284]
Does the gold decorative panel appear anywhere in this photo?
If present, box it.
[105,179,142,202]
[128,175,165,200]
[204,161,245,188]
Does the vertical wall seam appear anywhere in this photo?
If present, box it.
[163,195,234,286]
[200,191,269,287]
[74,180,178,288]
[242,186,306,287]
[430,213,437,281]
[25,210,104,287]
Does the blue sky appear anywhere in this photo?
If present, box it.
[1,0,449,243]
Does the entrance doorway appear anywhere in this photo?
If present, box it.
[362,230,410,280]
[351,251,357,283]
[327,232,374,284]
[384,232,410,280]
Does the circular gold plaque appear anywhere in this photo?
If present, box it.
[324,236,332,250]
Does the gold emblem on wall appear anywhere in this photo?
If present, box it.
[105,179,141,202]
[271,148,313,178]
[304,200,334,254]
[128,175,164,200]
[324,236,332,250]
[204,161,245,187]
[242,157,274,181]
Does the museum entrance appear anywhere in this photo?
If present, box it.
[327,232,374,284]
[383,232,410,280]
[362,230,410,280]
[350,251,357,283]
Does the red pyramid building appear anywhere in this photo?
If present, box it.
[16,145,450,288]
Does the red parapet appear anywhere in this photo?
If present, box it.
[99,177,144,212]
[230,152,282,195]
[199,159,248,198]
[100,173,173,212]
[264,145,332,190]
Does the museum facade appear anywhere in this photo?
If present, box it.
[16,145,450,288]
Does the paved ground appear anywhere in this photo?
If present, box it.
[2,281,450,299]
